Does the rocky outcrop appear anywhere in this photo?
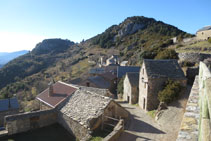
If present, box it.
[116,22,145,38]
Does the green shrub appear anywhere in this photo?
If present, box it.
[89,137,103,141]
[208,38,211,44]
[155,49,178,59]
[158,80,182,104]
[147,110,156,118]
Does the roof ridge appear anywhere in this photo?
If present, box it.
[82,89,112,100]
[58,81,79,89]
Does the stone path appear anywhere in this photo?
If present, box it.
[117,85,192,141]
[117,103,164,141]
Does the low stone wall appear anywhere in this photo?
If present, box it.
[5,109,57,135]
[177,76,200,141]
[103,119,124,141]
[177,62,211,141]
[178,53,211,63]
[0,109,19,127]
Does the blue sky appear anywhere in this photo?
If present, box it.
[0,0,210,52]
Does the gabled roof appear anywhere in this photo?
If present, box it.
[36,81,77,108]
[143,59,185,79]
[126,72,139,87]
[0,98,19,112]
[60,89,112,129]
[197,26,211,32]
[117,66,140,78]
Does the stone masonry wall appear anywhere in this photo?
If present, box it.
[177,76,200,141]
[123,75,131,103]
[57,112,91,141]
[146,77,186,111]
[103,119,124,141]
[0,109,19,127]
[139,63,148,110]
[178,53,211,63]
[146,78,168,111]
[196,30,211,40]
[5,109,57,135]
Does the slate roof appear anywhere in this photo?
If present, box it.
[197,26,211,32]
[79,86,110,97]
[126,72,139,87]
[36,81,77,108]
[60,90,112,129]
[88,76,110,89]
[100,72,116,81]
[144,59,185,79]
[0,98,19,112]
[117,66,140,78]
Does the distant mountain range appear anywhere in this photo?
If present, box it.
[0,50,28,68]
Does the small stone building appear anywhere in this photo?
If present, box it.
[0,98,19,127]
[139,59,186,111]
[123,72,139,104]
[36,81,128,140]
[196,26,211,40]
[106,55,119,66]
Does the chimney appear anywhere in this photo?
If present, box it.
[48,82,54,97]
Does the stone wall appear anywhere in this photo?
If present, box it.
[198,62,211,141]
[57,112,91,141]
[196,30,211,40]
[178,53,211,63]
[139,63,148,110]
[0,109,19,127]
[123,75,138,104]
[177,62,211,141]
[103,119,124,141]
[141,77,186,111]
[104,101,129,122]
[131,87,139,104]
[123,75,131,102]
[5,109,57,135]
[177,76,200,141]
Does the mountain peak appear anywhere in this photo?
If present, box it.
[32,38,74,55]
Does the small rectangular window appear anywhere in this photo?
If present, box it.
[144,83,146,88]
[142,69,144,75]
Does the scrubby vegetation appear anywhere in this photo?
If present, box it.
[147,110,156,118]
[158,80,182,104]
[208,38,211,44]
[155,49,178,59]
